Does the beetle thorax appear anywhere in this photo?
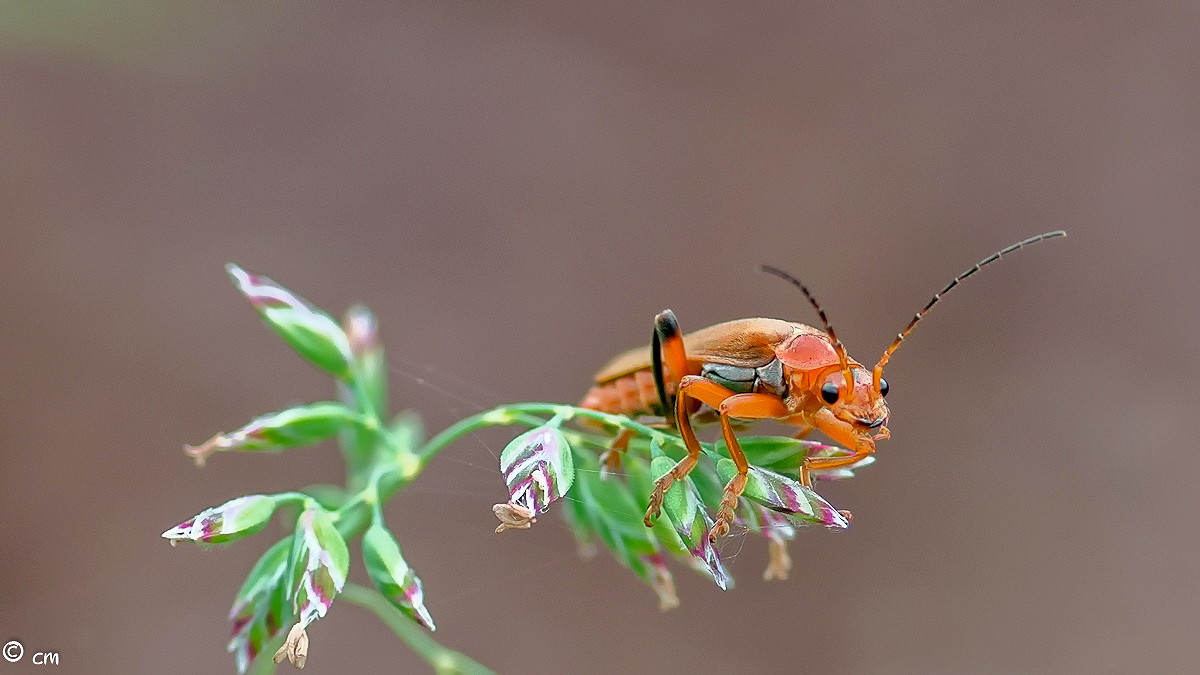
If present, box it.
[700,359,788,398]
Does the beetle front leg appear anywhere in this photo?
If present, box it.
[783,415,816,440]
[644,376,736,526]
[802,408,875,487]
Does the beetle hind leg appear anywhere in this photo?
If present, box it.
[644,454,698,526]
[598,428,635,478]
[644,374,719,527]
[646,376,792,541]
[644,310,694,524]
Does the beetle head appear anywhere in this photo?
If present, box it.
[765,230,1064,432]
[775,334,890,434]
[817,365,890,434]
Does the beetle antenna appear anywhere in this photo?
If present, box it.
[872,230,1066,391]
[759,265,856,402]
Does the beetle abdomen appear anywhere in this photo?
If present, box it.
[581,357,788,419]
[580,369,666,417]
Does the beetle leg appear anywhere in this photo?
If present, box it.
[802,408,875,487]
[784,416,815,440]
[651,310,687,424]
[598,428,635,478]
[713,393,791,540]
[644,375,734,527]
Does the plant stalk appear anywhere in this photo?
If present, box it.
[418,402,680,463]
[340,583,496,675]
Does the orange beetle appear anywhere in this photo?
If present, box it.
[581,232,1065,540]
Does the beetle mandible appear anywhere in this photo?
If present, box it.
[580,231,1065,541]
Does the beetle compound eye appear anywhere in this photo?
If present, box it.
[821,381,839,404]
[879,378,889,397]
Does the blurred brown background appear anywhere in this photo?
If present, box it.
[1,1,1197,673]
